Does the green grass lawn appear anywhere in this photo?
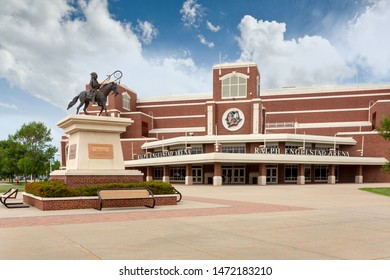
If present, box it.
[0,183,26,193]
[360,187,390,197]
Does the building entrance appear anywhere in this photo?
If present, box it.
[192,166,203,184]
[266,165,278,184]
[222,166,245,184]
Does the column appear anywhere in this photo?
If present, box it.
[213,162,222,186]
[328,164,336,184]
[163,165,170,183]
[355,165,363,183]
[146,166,153,182]
[257,163,266,186]
[297,164,305,185]
[185,164,193,185]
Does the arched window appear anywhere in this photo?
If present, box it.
[122,92,130,110]
[220,72,248,98]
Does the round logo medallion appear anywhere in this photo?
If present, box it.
[222,108,245,131]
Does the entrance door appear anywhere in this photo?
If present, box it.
[222,166,245,184]
[266,165,278,184]
[192,166,203,184]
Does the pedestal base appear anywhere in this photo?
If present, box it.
[51,169,143,188]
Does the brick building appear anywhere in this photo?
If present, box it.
[61,62,390,186]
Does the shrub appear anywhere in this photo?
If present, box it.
[25,180,176,197]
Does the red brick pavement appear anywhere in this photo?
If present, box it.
[0,196,311,229]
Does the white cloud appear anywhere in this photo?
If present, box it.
[0,0,211,110]
[198,35,214,48]
[236,15,355,88]
[207,21,221,32]
[341,0,390,82]
[136,20,158,45]
[0,102,17,110]
[180,0,204,28]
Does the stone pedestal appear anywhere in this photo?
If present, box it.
[213,176,222,186]
[51,115,143,187]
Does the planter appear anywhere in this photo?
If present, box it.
[23,193,178,211]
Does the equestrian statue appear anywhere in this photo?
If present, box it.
[67,70,122,116]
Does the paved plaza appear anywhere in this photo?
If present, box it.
[0,183,389,260]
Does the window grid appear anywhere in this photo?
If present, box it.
[122,92,130,110]
[222,76,247,98]
[221,145,246,153]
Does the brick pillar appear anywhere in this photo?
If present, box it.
[213,162,222,186]
[146,166,153,182]
[257,163,266,186]
[297,164,305,185]
[185,164,193,185]
[355,165,363,183]
[163,165,170,183]
[328,164,336,184]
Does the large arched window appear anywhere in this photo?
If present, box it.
[122,92,130,110]
[220,72,248,98]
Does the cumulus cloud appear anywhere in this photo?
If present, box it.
[207,21,221,32]
[236,15,355,88]
[198,35,214,48]
[342,0,390,82]
[0,0,210,109]
[136,20,158,45]
[180,0,204,28]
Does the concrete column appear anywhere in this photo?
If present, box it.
[213,162,222,186]
[185,164,193,185]
[297,164,305,185]
[328,164,336,184]
[162,165,170,183]
[355,165,363,183]
[257,163,266,186]
[146,166,153,182]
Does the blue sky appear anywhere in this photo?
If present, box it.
[1,0,390,149]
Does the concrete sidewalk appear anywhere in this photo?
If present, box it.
[0,183,389,260]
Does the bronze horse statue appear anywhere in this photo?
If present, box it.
[67,82,119,116]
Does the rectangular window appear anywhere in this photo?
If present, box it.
[221,145,245,153]
[122,93,130,110]
[191,146,203,154]
[153,167,163,181]
[314,165,328,182]
[285,165,298,182]
[169,165,185,182]
[221,75,247,99]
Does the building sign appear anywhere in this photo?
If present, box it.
[88,144,114,159]
[222,108,245,131]
[254,147,350,157]
[138,148,192,159]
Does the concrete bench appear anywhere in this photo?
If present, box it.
[96,188,156,210]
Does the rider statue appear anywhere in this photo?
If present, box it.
[89,72,100,103]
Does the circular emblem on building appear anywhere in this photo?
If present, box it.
[222,108,245,131]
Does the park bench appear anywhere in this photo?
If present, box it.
[0,188,30,208]
[96,188,156,211]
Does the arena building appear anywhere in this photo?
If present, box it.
[61,62,390,186]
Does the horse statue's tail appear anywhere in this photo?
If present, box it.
[67,95,79,110]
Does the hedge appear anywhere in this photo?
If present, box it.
[25,180,176,198]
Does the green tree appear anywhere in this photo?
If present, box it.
[0,139,24,182]
[377,116,390,173]
[12,122,57,181]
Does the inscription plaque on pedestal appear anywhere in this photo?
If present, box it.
[88,144,114,159]
[69,144,77,160]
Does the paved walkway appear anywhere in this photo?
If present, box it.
[0,183,389,260]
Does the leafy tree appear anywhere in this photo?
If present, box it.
[377,116,390,173]
[0,139,24,182]
[12,122,57,181]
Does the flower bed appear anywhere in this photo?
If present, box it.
[23,192,178,211]
[23,180,181,211]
